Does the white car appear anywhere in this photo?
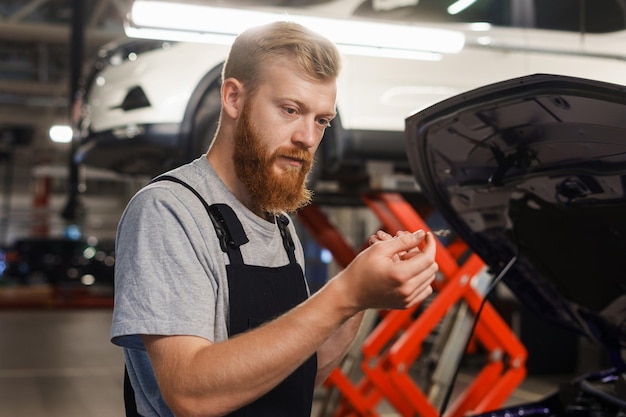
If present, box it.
[75,0,626,190]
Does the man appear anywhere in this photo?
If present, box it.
[111,21,438,417]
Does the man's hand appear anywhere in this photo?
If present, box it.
[369,230,423,261]
[334,229,438,311]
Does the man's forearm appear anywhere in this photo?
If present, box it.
[315,310,365,385]
[145,277,358,416]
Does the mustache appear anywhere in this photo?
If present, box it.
[272,146,313,165]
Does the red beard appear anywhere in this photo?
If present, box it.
[233,103,313,214]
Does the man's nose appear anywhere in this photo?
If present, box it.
[292,118,320,149]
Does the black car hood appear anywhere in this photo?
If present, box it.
[406,74,626,366]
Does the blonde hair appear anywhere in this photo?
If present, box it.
[222,21,341,95]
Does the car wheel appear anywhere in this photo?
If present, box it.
[189,79,222,159]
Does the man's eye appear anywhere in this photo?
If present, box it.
[318,118,331,128]
[285,107,297,115]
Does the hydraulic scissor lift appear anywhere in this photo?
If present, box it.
[297,192,527,417]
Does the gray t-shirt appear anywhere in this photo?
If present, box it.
[111,155,306,416]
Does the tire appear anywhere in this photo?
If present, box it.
[189,80,222,159]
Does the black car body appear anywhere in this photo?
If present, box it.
[405,74,626,415]
[1,237,115,290]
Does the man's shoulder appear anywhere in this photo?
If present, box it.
[149,156,234,205]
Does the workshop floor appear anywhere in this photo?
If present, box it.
[0,309,571,417]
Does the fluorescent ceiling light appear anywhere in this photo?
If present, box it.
[126,0,465,58]
[338,45,442,61]
[448,0,477,15]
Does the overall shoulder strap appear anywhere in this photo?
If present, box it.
[151,175,248,264]
[276,214,297,264]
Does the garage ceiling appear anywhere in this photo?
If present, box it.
[0,0,130,163]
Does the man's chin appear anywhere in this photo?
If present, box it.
[260,184,312,214]
[272,163,305,177]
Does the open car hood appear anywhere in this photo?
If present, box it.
[406,74,626,366]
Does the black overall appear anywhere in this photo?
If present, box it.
[124,176,317,416]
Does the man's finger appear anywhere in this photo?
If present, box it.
[393,229,426,250]
[419,232,437,258]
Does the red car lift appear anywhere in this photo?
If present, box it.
[297,192,527,417]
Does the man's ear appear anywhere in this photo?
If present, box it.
[221,78,244,119]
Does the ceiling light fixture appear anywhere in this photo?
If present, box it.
[447,0,477,15]
[49,125,73,143]
[125,0,465,60]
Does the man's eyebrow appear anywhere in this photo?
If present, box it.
[280,96,336,121]
[325,112,337,121]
